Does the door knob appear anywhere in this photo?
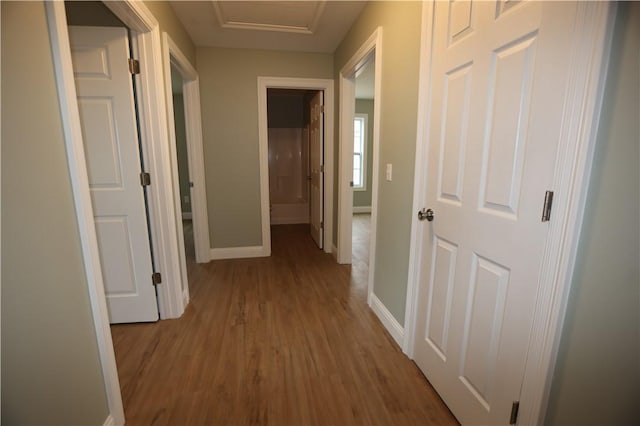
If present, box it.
[418,208,434,222]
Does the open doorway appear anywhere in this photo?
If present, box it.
[257,77,335,256]
[48,1,197,422]
[171,67,195,261]
[162,32,211,308]
[266,89,323,248]
[351,56,375,290]
[338,29,382,307]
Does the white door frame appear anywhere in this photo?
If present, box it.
[46,1,190,424]
[337,28,382,306]
[162,32,211,306]
[404,2,617,425]
[257,77,335,255]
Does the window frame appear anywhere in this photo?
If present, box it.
[353,113,368,191]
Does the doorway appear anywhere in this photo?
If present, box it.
[65,4,159,324]
[266,89,312,228]
[257,77,335,256]
[338,28,382,309]
[351,56,376,292]
[162,32,211,308]
[47,1,193,423]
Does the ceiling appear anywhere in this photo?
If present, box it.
[169,1,367,53]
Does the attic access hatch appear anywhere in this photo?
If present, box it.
[212,1,326,34]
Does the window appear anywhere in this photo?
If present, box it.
[353,114,368,191]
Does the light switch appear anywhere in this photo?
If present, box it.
[386,163,393,181]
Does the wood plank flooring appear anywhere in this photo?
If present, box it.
[111,223,457,425]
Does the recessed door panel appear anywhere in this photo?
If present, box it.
[95,217,137,295]
[448,0,474,45]
[459,255,510,411]
[78,98,123,189]
[70,46,111,79]
[425,237,458,360]
[438,62,472,205]
[480,34,537,217]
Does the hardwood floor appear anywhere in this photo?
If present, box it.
[111,223,457,425]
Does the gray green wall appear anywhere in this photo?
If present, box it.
[334,1,423,323]
[144,1,196,66]
[174,94,191,214]
[1,2,109,424]
[546,3,640,424]
[197,47,333,248]
[353,99,374,208]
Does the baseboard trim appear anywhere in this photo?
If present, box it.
[353,206,372,214]
[103,415,116,426]
[370,293,404,348]
[182,212,192,220]
[210,245,269,260]
[182,289,189,307]
[270,217,310,225]
[331,243,338,261]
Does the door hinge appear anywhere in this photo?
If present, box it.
[541,190,554,222]
[320,165,325,173]
[320,105,325,114]
[128,58,140,75]
[320,221,324,229]
[509,401,520,425]
[140,172,151,187]
[152,272,162,286]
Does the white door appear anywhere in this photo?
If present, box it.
[69,26,159,323]
[413,2,578,424]
[309,91,324,249]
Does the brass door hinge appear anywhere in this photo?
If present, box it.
[128,58,140,75]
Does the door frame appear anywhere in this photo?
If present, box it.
[46,1,190,423]
[404,1,617,424]
[257,77,335,256]
[162,32,211,306]
[337,28,382,307]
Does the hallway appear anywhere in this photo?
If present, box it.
[111,224,456,425]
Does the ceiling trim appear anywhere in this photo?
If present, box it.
[212,1,327,35]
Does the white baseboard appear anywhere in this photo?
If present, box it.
[103,415,116,426]
[182,289,189,307]
[369,293,404,348]
[182,212,192,220]
[270,216,310,225]
[210,245,269,260]
[331,243,338,261]
[353,205,372,214]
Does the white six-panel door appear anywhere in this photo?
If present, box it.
[69,26,159,323]
[413,1,578,423]
[309,91,324,249]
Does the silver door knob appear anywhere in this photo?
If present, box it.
[418,208,434,222]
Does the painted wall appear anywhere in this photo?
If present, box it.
[144,1,196,66]
[197,47,333,248]
[353,99,374,208]
[174,93,191,215]
[1,2,109,424]
[546,4,640,424]
[334,1,423,323]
